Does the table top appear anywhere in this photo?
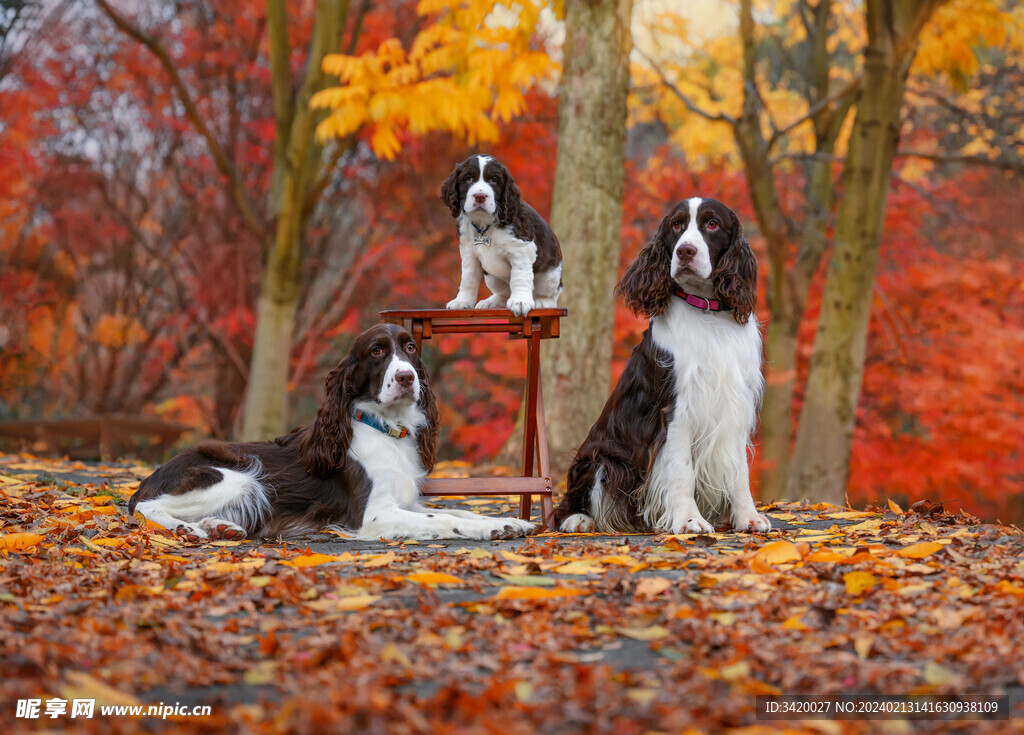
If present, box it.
[380,308,567,319]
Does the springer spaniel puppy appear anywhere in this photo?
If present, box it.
[554,198,770,534]
[129,324,534,541]
[441,154,562,316]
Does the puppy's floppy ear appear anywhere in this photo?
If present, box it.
[498,167,522,224]
[617,217,674,318]
[440,164,462,218]
[413,358,441,473]
[712,209,758,325]
[300,356,356,478]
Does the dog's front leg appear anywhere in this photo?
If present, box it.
[726,442,771,532]
[505,246,536,316]
[645,424,714,534]
[447,245,483,310]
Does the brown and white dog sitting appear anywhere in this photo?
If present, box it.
[554,198,770,534]
[129,324,534,541]
[441,154,562,316]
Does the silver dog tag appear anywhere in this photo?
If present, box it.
[473,234,492,246]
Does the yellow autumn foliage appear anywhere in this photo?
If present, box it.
[314,0,559,159]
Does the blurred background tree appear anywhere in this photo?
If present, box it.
[1,0,1021,521]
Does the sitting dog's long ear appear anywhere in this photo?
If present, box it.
[712,209,758,325]
[617,217,674,318]
[440,164,462,218]
[499,169,522,225]
[415,363,441,473]
[301,356,356,478]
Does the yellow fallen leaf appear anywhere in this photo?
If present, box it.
[827,511,876,520]
[781,614,809,631]
[718,660,751,681]
[854,635,874,660]
[843,571,877,596]
[494,586,589,600]
[895,542,945,559]
[381,641,412,667]
[753,540,803,565]
[923,661,957,686]
[846,519,884,532]
[406,571,462,586]
[305,594,381,612]
[626,687,658,705]
[710,611,737,626]
[90,537,130,548]
[634,576,673,599]
[362,551,397,568]
[617,625,671,641]
[553,561,605,575]
[887,499,904,514]
[0,532,46,551]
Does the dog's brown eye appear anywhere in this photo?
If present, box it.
[371,346,384,357]
[488,176,498,184]
[706,219,719,231]
[405,343,416,354]
[672,220,682,232]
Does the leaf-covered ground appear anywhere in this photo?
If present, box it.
[1,454,1022,734]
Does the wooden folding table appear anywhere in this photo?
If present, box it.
[379,308,566,529]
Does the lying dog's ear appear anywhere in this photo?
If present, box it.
[712,209,757,325]
[301,356,356,478]
[440,164,462,218]
[617,216,674,318]
[414,363,441,473]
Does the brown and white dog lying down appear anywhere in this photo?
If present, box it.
[554,198,771,535]
[129,324,535,541]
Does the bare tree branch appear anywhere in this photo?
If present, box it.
[634,47,736,125]
[94,0,265,241]
[768,76,862,150]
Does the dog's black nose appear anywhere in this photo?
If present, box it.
[677,244,697,261]
[395,371,415,388]
[473,193,487,203]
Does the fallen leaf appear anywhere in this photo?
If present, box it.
[617,625,671,641]
[843,571,878,596]
[0,532,46,551]
[305,595,381,612]
[406,571,462,586]
[753,540,803,565]
[895,541,945,559]
[493,586,589,600]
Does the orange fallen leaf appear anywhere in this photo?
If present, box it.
[804,550,849,563]
[90,537,130,548]
[494,586,589,600]
[887,498,904,514]
[895,542,945,559]
[280,553,342,568]
[305,595,381,612]
[0,533,46,551]
[753,540,803,565]
[405,571,462,586]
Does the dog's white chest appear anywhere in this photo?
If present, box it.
[349,425,424,508]
[651,300,763,435]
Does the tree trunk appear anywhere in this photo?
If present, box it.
[540,0,632,469]
[786,0,947,503]
[241,0,348,440]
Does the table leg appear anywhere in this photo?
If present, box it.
[535,380,555,529]
[519,320,541,521]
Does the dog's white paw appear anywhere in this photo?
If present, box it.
[196,518,247,540]
[732,512,772,533]
[455,519,532,540]
[534,297,558,309]
[506,296,534,316]
[446,296,475,310]
[672,516,714,534]
[559,513,596,533]
[475,295,505,309]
